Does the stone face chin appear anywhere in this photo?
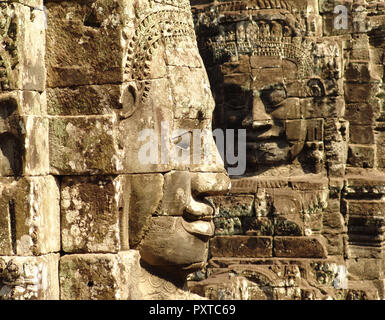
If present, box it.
[138,216,209,278]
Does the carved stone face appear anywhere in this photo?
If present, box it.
[123,1,230,281]
[220,57,307,170]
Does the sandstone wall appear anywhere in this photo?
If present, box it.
[1,0,385,300]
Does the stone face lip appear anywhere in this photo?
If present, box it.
[182,219,215,237]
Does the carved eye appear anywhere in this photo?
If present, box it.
[225,98,247,110]
[260,86,287,107]
[172,131,192,150]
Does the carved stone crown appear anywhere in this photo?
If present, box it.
[193,1,314,78]
[191,0,296,13]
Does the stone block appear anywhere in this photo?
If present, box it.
[347,258,384,281]
[346,200,385,217]
[349,125,374,145]
[47,85,122,116]
[347,144,375,168]
[210,195,254,218]
[61,175,129,253]
[214,216,243,235]
[221,55,250,74]
[0,90,46,116]
[345,101,380,125]
[344,82,380,104]
[0,3,46,91]
[376,131,385,168]
[322,231,345,256]
[210,236,273,258]
[274,217,303,236]
[273,236,327,258]
[59,251,141,300]
[45,0,133,87]
[304,96,345,119]
[0,176,60,256]
[347,215,385,244]
[0,254,59,300]
[347,245,383,259]
[156,171,190,216]
[323,13,353,36]
[1,115,49,176]
[345,62,372,82]
[171,118,225,173]
[243,217,274,236]
[49,116,119,175]
[251,67,283,88]
[323,211,345,231]
[165,36,202,69]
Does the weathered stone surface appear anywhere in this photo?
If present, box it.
[59,251,141,300]
[156,171,190,216]
[210,195,254,217]
[0,90,46,116]
[347,258,385,281]
[117,79,173,174]
[0,91,48,177]
[47,85,122,116]
[128,173,163,249]
[49,116,119,175]
[1,111,49,176]
[61,175,128,253]
[210,236,273,258]
[349,125,375,145]
[273,236,327,258]
[0,176,60,256]
[0,3,46,91]
[0,254,59,300]
[347,144,375,168]
[45,0,131,87]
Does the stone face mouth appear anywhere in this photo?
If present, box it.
[181,219,215,238]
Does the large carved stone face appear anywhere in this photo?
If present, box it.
[122,0,230,281]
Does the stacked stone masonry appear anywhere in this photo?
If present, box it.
[0,0,385,300]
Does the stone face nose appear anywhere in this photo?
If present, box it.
[190,172,231,197]
[242,92,273,128]
[185,172,231,218]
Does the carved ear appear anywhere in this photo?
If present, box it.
[120,84,138,119]
[306,78,325,97]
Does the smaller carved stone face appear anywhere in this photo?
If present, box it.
[215,56,324,173]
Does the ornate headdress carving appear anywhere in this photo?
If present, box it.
[124,1,196,103]
[192,0,315,78]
